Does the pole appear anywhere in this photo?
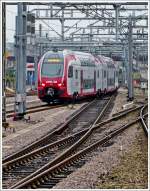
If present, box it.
[128,16,134,101]
[136,49,139,70]
[33,25,41,91]
[123,47,126,84]
[14,3,27,119]
[60,8,65,41]
[89,26,92,42]
[34,45,38,90]
[39,23,42,56]
[2,3,6,123]
[124,47,128,86]
[39,24,42,37]
[113,4,120,41]
[115,6,119,41]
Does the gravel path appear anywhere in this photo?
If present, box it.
[2,102,87,158]
[96,130,148,189]
[53,87,148,189]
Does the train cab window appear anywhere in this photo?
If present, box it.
[68,66,73,78]
[75,70,78,79]
[97,70,99,78]
[41,52,64,78]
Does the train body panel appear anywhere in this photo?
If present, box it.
[38,49,118,103]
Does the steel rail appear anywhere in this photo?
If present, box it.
[3,95,114,189]
[6,95,113,189]
[112,106,136,117]
[3,103,142,167]
[11,113,147,189]
[3,129,87,171]
[6,103,66,118]
[2,98,99,163]
[6,103,47,114]
[6,91,37,97]
[8,103,143,189]
[3,96,114,170]
[140,104,148,136]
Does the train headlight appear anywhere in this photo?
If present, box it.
[42,83,45,87]
[58,83,62,87]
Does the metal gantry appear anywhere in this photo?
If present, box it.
[28,3,148,57]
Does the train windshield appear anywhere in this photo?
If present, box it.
[41,52,64,78]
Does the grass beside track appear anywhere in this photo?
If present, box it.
[96,128,148,189]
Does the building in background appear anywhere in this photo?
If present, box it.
[6,42,35,89]
[5,12,36,89]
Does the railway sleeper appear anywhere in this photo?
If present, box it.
[35,180,41,186]
[43,176,49,181]
[40,180,59,188]
[40,177,60,187]
[54,174,67,178]
[54,168,62,174]
[39,177,45,183]
[31,183,37,189]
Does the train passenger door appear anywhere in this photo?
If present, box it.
[67,64,74,95]
[96,65,103,91]
[67,63,81,96]
[103,69,107,91]
[74,67,80,94]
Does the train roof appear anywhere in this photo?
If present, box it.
[44,51,63,57]
[42,51,116,69]
[63,49,94,58]
[97,55,115,68]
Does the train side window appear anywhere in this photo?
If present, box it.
[75,70,78,79]
[104,70,106,78]
[68,66,73,78]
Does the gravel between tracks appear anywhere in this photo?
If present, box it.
[54,124,144,189]
[2,102,87,158]
[53,88,148,189]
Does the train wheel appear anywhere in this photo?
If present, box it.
[72,92,78,104]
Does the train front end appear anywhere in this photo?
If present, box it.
[38,51,66,103]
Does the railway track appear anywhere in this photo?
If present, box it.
[3,95,115,189]
[3,95,114,163]
[3,100,146,189]
[3,105,142,172]
[6,103,65,118]
[140,104,148,136]
[6,91,37,98]
[8,106,147,189]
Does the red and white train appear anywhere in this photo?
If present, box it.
[38,49,119,103]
